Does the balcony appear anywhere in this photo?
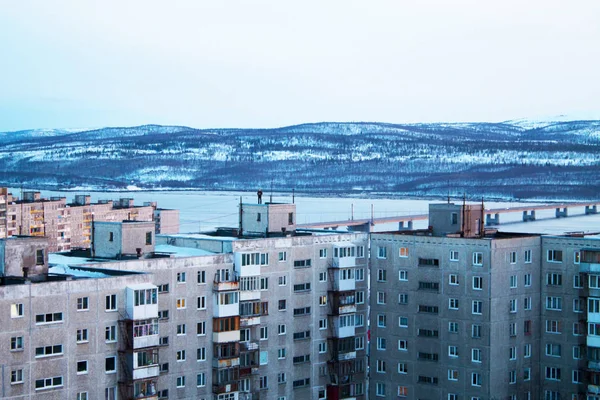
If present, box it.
[215,303,239,318]
[240,290,261,301]
[590,311,600,324]
[588,360,600,371]
[240,341,259,352]
[133,365,160,380]
[239,366,260,377]
[240,316,260,327]
[333,256,356,269]
[126,284,159,320]
[331,275,356,292]
[589,384,600,395]
[213,330,240,343]
[213,357,240,369]
[588,335,600,348]
[214,275,240,292]
[213,382,239,394]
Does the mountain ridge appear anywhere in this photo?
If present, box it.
[1,120,599,200]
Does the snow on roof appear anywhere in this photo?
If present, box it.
[159,233,238,241]
[49,253,98,266]
[154,244,216,257]
[48,264,110,278]
[126,283,157,290]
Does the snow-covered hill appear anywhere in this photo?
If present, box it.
[0,120,599,199]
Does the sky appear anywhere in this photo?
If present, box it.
[1,0,600,131]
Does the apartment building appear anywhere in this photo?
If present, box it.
[1,201,368,400]
[369,203,543,400]
[0,189,178,252]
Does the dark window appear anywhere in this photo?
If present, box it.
[257,213,261,222]
[288,212,294,225]
[109,232,114,242]
[36,249,44,265]
[146,232,152,245]
[451,213,458,225]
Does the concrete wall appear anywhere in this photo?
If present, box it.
[0,237,49,278]
[94,222,155,258]
[241,204,269,235]
[155,209,180,234]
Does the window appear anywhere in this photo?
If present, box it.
[10,369,23,384]
[376,359,386,373]
[176,350,186,361]
[509,322,517,336]
[546,296,562,310]
[524,249,532,263]
[448,345,458,358]
[472,300,482,314]
[377,291,386,304]
[34,376,63,391]
[571,369,582,385]
[574,251,581,264]
[278,348,286,359]
[509,346,517,360]
[399,317,408,327]
[510,275,517,288]
[197,270,206,284]
[574,274,583,288]
[472,324,481,338]
[524,343,531,358]
[509,251,517,264]
[546,320,561,333]
[546,273,562,286]
[377,314,387,327]
[194,296,206,310]
[574,322,584,335]
[473,252,483,265]
[376,382,386,397]
[319,248,327,258]
[547,249,563,262]
[319,296,327,306]
[145,231,152,245]
[573,345,582,359]
[471,372,481,387]
[293,307,311,316]
[10,336,24,351]
[77,360,88,375]
[278,251,287,262]
[288,212,294,224]
[176,298,186,309]
[509,370,516,384]
[449,274,459,285]
[260,326,268,340]
[399,247,409,257]
[319,318,328,330]
[472,276,483,290]
[355,336,365,350]
[35,312,63,324]
[472,348,482,362]
[524,297,531,310]
[524,320,532,335]
[355,313,364,327]
[377,269,387,282]
[158,283,169,293]
[176,272,186,283]
[11,303,24,318]
[293,259,311,268]
[259,376,268,390]
[106,387,117,400]
[278,372,287,384]
[292,378,310,388]
[524,273,531,287]
[399,270,408,281]
[197,347,206,361]
[196,373,206,387]
[398,340,408,351]
[293,354,311,364]
[377,337,387,350]
[449,298,459,310]
[197,321,206,335]
[398,294,409,304]
[319,272,327,282]
[279,299,287,310]
[357,245,365,258]
[348,267,361,283]
[319,342,328,353]
[524,367,531,381]
[448,369,459,381]
[278,324,286,335]
[377,246,387,259]
[546,343,561,357]
[356,291,364,304]
[105,356,116,373]
[176,376,185,388]
[105,326,117,342]
[36,249,44,265]
[510,299,517,313]
[260,277,269,290]
[451,212,458,224]
[450,250,459,261]
[105,294,117,311]
[76,329,89,343]
[176,324,186,335]
[574,297,584,313]
[545,367,561,381]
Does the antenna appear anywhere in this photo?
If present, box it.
[270,179,273,203]
[292,188,295,204]
[447,180,450,204]
[238,197,243,236]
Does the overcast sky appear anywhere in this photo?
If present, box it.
[1,0,599,131]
